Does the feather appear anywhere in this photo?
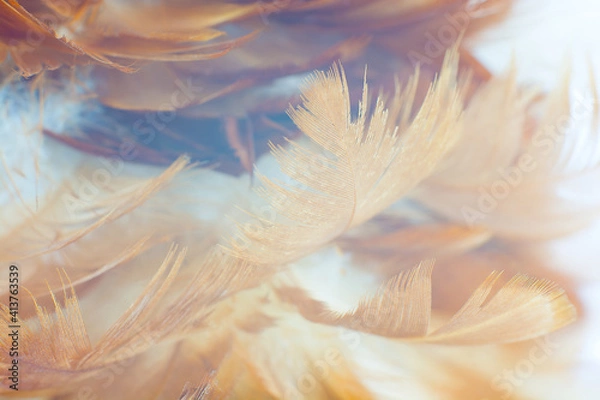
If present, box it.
[228,49,465,266]
[278,260,576,344]
[426,60,538,187]
[0,156,191,261]
[338,222,492,261]
[0,269,92,394]
[414,65,600,239]
[0,0,259,76]
[178,379,220,400]
[92,35,371,115]
[420,271,576,344]
[202,311,374,399]
[0,0,119,76]
[0,245,186,394]
[0,0,594,398]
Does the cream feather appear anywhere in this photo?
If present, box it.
[229,50,465,266]
[278,260,576,344]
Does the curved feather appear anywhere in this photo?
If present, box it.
[228,50,465,266]
[278,261,576,344]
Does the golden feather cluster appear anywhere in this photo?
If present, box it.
[0,0,598,399]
